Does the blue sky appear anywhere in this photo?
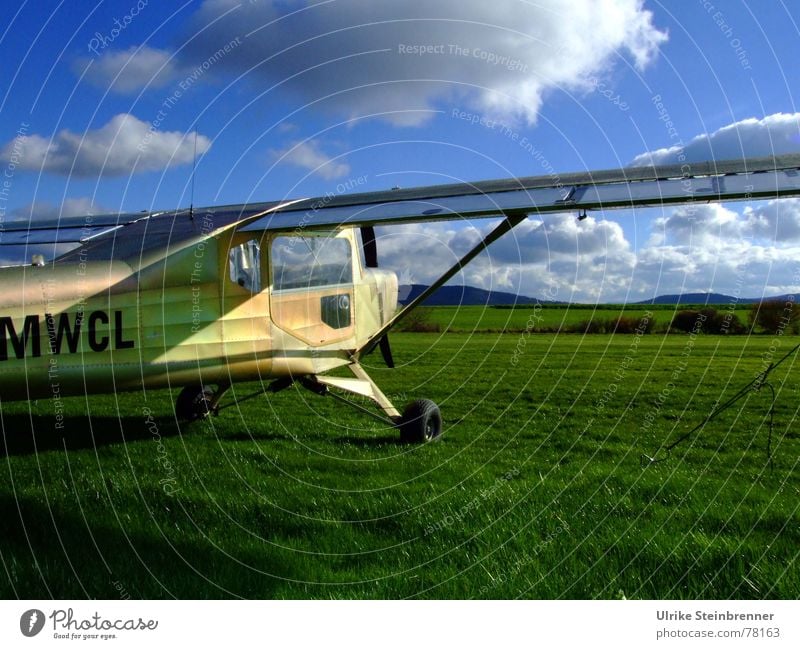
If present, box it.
[1,1,800,302]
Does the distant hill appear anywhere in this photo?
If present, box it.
[399,285,797,307]
[398,284,550,306]
[637,292,740,305]
[636,292,797,305]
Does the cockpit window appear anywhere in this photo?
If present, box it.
[228,239,261,292]
[271,235,352,291]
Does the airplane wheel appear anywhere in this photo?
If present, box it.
[176,385,215,421]
[400,399,442,443]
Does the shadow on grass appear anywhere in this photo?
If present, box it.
[220,430,404,447]
[0,493,287,599]
[221,431,300,443]
[334,434,403,447]
[0,413,183,457]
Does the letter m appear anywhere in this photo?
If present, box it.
[0,315,41,360]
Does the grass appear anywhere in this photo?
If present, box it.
[1,329,798,599]
[414,304,754,333]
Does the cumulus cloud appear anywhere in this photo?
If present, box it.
[488,213,634,263]
[179,0,666,126]
[631,239,800,301]
[375,214,638,301]
[371,201,800,302]
[621,112,800,299]
[607,199,800,301]
[631,112,800,166]
[0,198,108,266]
[742,198,800,242]
[76,46,180,93]
[9,197,105,221]
[271,140,351,180]
[0,113,211,177]
[651,199,800,247]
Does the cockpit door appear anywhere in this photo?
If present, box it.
[269,232,356,346]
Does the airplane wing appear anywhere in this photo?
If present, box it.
[0,212,148,266]
[239,153,800,232]
[1,153,799,266]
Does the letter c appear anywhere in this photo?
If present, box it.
[88,311,109,352]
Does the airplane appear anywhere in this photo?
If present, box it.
[1,153,799,442]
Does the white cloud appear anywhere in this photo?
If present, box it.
[652,199,800,247]
[76,46,179,93]
[271,140,351,180]
[374,214,639,301]
[488,213,634,263]
[1,113,211,177]
[631,112,800,166]
[0,198,108,266]
[183,0,666,126]
[742,198,800,242]
[10,197,105,221]
[372,202,800,303]
[618,199,800,301]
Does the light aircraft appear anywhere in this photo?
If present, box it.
[1,154,799,442]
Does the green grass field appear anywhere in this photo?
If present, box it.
[1,329,798,599]
[412,303,754,333]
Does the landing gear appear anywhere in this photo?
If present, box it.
[175,383,229,421]
[399,399,442,443]
[175,367,443,445]
[305,364,443,444]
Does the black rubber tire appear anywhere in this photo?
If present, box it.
[175,385,215,421]
[400,399,442,443]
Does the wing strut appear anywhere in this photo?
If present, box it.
[356,212,526,360]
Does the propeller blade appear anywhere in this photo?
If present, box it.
[361,225,378,268]
[379,334,395,368]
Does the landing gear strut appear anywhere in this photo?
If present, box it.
[310,364,443,444]
[175,368,442,445]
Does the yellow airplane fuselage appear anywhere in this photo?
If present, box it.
[0,226,398,404]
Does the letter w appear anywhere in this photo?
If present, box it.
[46,313,83,354]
